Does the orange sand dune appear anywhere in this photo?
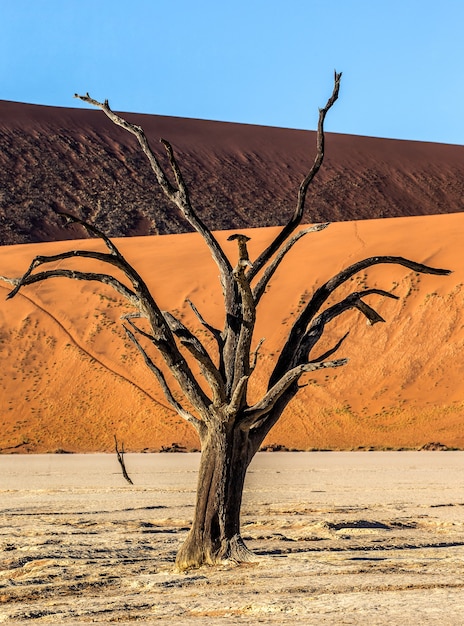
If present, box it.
[1,213,463,452]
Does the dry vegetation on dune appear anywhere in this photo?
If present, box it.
[1,99,464,245]
[1,212,463,453]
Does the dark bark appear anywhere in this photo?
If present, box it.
[175,418,257,570]
[247,70,342,282]
[114,436,133,485]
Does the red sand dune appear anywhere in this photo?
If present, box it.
[1,212,463,453]
[1,99,464,245]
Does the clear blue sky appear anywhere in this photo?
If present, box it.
[1,0,463,145]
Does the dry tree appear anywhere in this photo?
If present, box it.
[1,73,450,570]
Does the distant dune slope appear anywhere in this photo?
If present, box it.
[1,99,464,245]
[1,213,463,453]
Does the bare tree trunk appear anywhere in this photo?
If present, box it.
[175,417,256,571]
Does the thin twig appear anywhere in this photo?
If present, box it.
[114,435,133,485]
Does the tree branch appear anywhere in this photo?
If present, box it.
[122,315,212,419]
[297,289,397,364]
[272,256,451,385]
[228,235,256,393]
[6,268,139,306]
[74,94,233,287]
[74,93,178,198]
[304,257,450,329]
[225,337,264,417]
[160,138,234,284]
[122,313,154,339]
[4,248,137,300]
[186,298,222,341]
[123,325,206,436]
[241,358,348,429]
[250,337,265,373]
[4,225,213,422]
[186,297,225,379]
[75,92,241,394]
[252,223,329,304]
[58,211,124,258]
[57,212,167,320]
[309,331,350,363]
[226,375,250,416]
[6,211,176,339]
[114,435,133,485]
[186,297,223,351]
[247,71,342,282]
[162,311,226,405]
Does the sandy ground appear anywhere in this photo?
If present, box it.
[1,452,464,624]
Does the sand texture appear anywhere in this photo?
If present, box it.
[1,452,464,624]
[1,99,464,245]
[1,213,464,452]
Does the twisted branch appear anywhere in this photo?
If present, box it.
[241,358,348,429]
[252,223,329,303]
[297,289,397,364]
[123,324,205,435]
[74,93,232,285]
[272,256,451,385]
[247,71,342,282]
[162,311,226,405]
[6,268,139,306]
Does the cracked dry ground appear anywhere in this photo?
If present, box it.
[1,452,464,624]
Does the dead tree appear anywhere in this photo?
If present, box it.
[1,73,451,570]
[114,435,133,485]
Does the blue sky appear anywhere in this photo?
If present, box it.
[1,1,463,144]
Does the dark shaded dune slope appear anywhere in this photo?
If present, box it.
[1,99,463,245]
